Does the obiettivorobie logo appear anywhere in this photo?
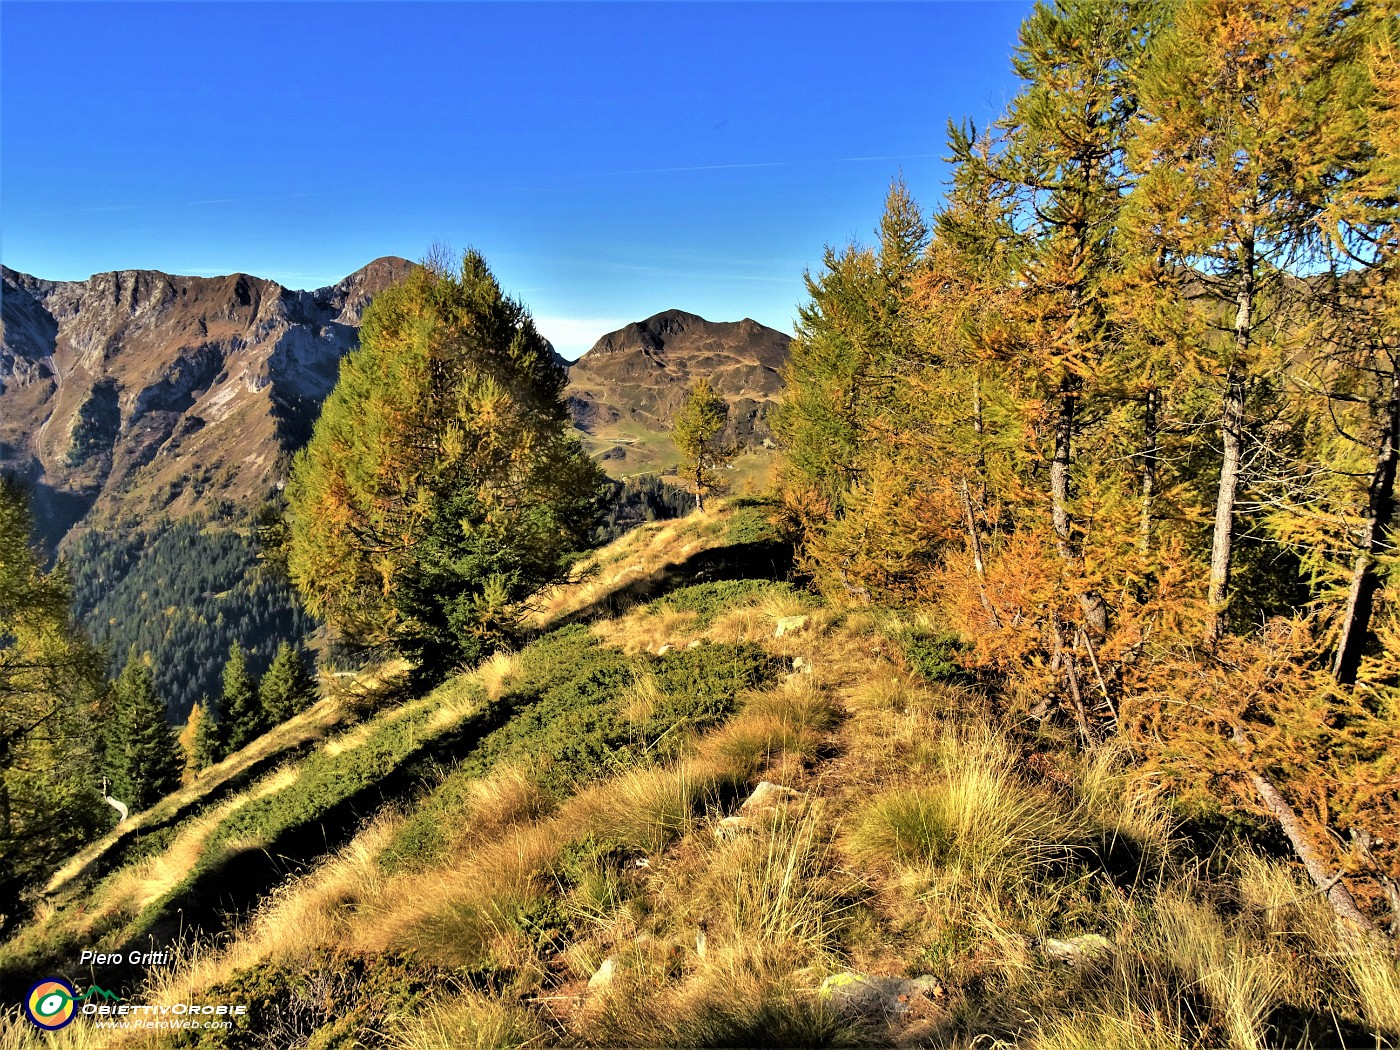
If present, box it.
[24,978,122,1030]
[22,977,247,1032]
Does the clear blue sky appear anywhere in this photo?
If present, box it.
[2,2,1030,357]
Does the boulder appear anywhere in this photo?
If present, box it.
[712,815,750,840]
[1041,933,1113,964]
[587,957,617,991]
[774,615,808,638]
[740,780,803,814]
[819,972,942,1018]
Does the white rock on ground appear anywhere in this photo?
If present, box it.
[740,780,803,814]
[588,957,617,991]
[712,815,750,840]
[774,615,808,638]
[713,782,806,839]
[819,972,943,1018]
[1041,933,1113,964]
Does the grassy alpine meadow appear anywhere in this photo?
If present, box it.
[1,502,1397,1049]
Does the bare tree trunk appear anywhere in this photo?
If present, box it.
[1139,386,1159,553]
[962,479,1001,628]
[1054,617,1096,745]
[1232,725,1383,941]
[1333,367,1399,685]
[1051,380,1110,635]
[1207,258,1254,646]
[1206,366,1246,645]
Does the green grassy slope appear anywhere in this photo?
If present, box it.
[2,501,1397,1050]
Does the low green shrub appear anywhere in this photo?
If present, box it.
[657,580,808,625]
[381,630,774,872]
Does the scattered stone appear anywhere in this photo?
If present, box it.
[819,972,943,1018]
[687,640,701,649]
[656,644,673,656]
[1041,933,1113,964]
[774,615,808,638]
[792,655,811,673]
[713,815,750,840]
[740,780,803,814]
[715,782,806,839]
[588,957,617,991]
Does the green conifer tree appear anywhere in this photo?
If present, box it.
[258,642,316,725]
[672,378,734,512]
[192,692,223,772]
[221,643,263,754]
[106,652,180,811]
[0,477,108,898]
[285,250,607,675]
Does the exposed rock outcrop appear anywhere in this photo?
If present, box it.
[565,309,790,448]
[0,258,414,548]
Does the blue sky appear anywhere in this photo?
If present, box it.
[1,2,1030,357]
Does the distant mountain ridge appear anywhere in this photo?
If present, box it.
[1,264,791,551]
[566,309,791,449]
[1,257,416,549]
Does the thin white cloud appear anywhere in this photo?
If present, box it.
[532,316,634,361]
[569,152,941,179]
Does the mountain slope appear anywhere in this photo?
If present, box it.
[3,500,1394,1049]
[566,310,791,474]
[0,258,415,550]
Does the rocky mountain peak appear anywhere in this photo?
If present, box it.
[566,309,791,449]
[0,259,416,549]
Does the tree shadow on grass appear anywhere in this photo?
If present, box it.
[544,539,795,631]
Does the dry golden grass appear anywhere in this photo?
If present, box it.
[464,762,551,837]
[705,591,825,648]
[850,725,1084,889]
[27,509,1400,1049]
[592,606,700,655]
[385,991,547,1050]
[102,766,300,917]
[478,650,520,702]
[528,510,736,628]
[1033,1003,1191,1050]
[128,811,407,1016]
[0,1010,116,1050]
[1152,894,1289,1050]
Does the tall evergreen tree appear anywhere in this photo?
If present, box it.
[0,477,108,902]
[672,378,733,512]
[258,642,316,725]
[105,652,180,811]
[1127,0,1362,643]
[285,250,607,675]
[773,181,929,592]
[221,643,263,754]
[192,693,223,772]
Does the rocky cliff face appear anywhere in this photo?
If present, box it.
[0,266,790,548]
[566,309,791,448]
[0,258,415,548]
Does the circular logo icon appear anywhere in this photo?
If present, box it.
[25,977,77,1030]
